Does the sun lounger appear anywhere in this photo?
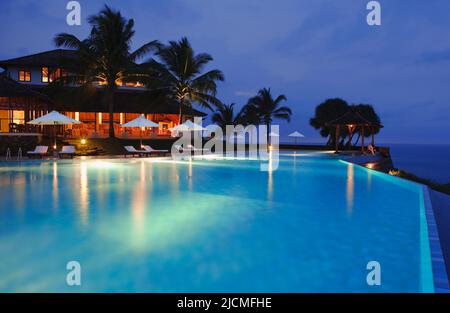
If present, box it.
[187,144,209,152]
[142,145,169,155]
[59,145,76,158]
[173,144,209,155]
[27,146,48,158]
[173,144,193,153]
[123,145,150,157]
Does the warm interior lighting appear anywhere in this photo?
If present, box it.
[365,163,375,169]
[389,169,400,176]
[42,67,49,83]
[81,138,86,145]
[75,112,80,121]
[18,69,31,82]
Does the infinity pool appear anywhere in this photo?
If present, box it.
[0,152,434,292]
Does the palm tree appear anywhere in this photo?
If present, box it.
[54,5,159,138]
[146,37,224,123]
[247,88,292,143]
[212,103,246,131]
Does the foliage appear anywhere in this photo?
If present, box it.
[54,5,160,137]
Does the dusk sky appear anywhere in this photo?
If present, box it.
[1,0,449,144]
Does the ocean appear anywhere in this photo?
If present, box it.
[389,144,450,184]
[280,139,450,184]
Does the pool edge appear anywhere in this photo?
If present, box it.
[339,158,448,292]
[422,186,450,293]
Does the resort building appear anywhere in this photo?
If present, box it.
[0,49,205,138]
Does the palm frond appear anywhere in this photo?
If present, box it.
[130,40,161,62]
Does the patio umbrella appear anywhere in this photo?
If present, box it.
[288,131,305,145]
[170,120,206,139]
[268,131,280,137]
[28,110,81,150]
[171,120,205,132]
[122,114,159,147]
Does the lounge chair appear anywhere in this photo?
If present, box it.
[27,146,48,158]
[173,144,209,155]
[174,144,201,155]
[173,144,192,153]
[187,144,209,152]
[59,145,76,158]
[142,145,169,156]
[123,145,150,157]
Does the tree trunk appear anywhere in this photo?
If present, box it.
[107,85,115,138]
[178,99,183,124]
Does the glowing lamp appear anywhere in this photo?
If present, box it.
[53,144,57,150]
[365,163,375,169]
[81,138,87,145]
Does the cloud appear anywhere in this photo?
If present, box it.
[235,90,255,97]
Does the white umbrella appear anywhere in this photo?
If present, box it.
[288,131,305,145]
[28,110,81,149]
[122,114,159,128]
[171,120,205,132]
[28,110,81,125]
[171,120,206,139]
[122,114,159,147]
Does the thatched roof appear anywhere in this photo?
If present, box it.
[0,49,77,69]
[32,84,207,116]
[327,109,383,128]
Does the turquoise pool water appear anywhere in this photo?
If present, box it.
[0,152,434,292]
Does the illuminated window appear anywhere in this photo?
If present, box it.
[42,67,49,82]
[13,110,25,124]
[42,67,63,83]
[52,68,61,82]
[18,69,31,82]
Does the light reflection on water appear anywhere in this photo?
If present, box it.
[346,162,354,215]
[79,162,89,225]
[0,155,432,292]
